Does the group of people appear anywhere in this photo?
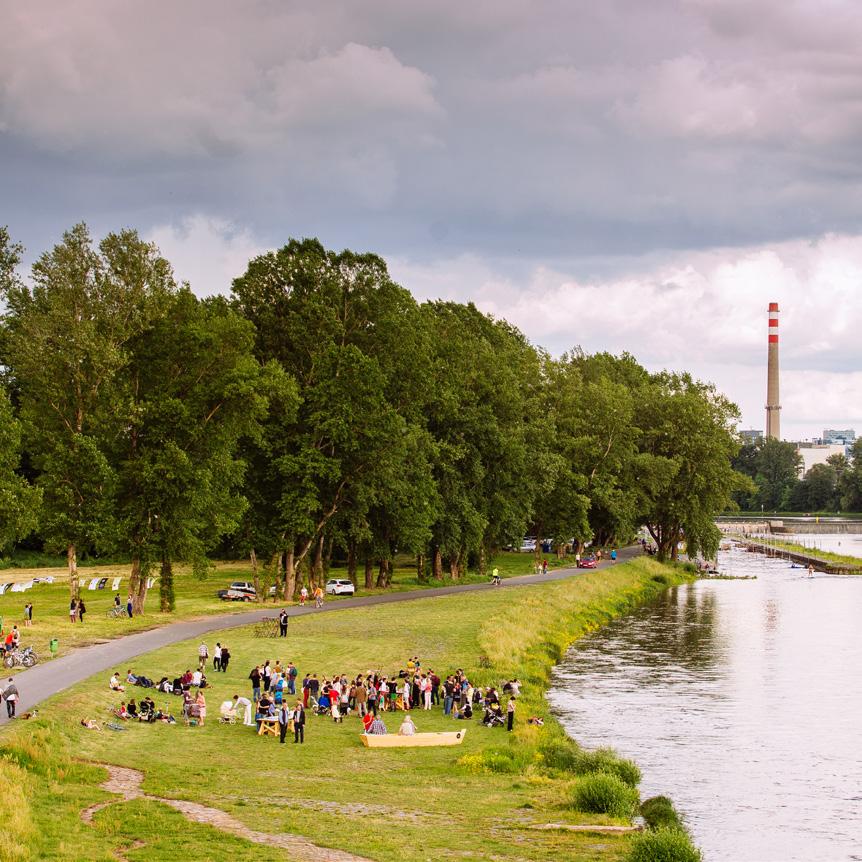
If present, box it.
[242,655,522,734]
[68,597,88,623]
[3,625,20,654]
[110,694,177,724]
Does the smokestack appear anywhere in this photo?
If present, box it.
[766,302,780,440]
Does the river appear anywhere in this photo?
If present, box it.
[548,544,862,862]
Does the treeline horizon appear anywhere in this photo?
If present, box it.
[0,224,746,612]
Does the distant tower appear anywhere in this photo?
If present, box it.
[765,302,781,440]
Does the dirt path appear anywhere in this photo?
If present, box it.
[81,762,372,862]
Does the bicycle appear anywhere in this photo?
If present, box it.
[3,646,38,668]
[106,605,128,619]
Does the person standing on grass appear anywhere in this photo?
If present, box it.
[249,665,262,701]
[3,678,20,718]
[278,609,288,637]
[23,603,32,628]
[126,594,133,619]
[278,700,290,743]
[77,599,86,623]
[213,642,222,672]
[292,700,305,743]
[69,598,77,624]
[262,660,272,692]
[197,642,208,671]
[195,690,207,726]
[220,645,230,673]
[506,696,516,732]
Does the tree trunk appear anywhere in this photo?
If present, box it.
[449,549,460,580]
[67,543,79,601]
[132,559,149,615]
[478,545,487,578]
[271,551,282,603]
[128,556,141,605]
[312,533,325,588]
[416,553,427,583]
[432,545,443,580]
[284,546,296,601]
[364,556,373,590]
[323,534,334,580]
[347,541,357,586]
[250,548,260,602]
[376,558,390,588]
[159,556,174,612]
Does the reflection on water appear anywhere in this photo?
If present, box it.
[548,546,862,862]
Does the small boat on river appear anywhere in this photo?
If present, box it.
[360,730,467,748]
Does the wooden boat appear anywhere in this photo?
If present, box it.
[360,729,467,748]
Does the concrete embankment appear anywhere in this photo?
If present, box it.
[737,539,862,575]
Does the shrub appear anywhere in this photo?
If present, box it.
[574,748,641,788]
[457,747,524,774]
[538,739,580,772]
[641,796,684,831]
[627,828,702,862]
[569,772,639,819]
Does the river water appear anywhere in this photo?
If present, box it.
[548,544,862,862]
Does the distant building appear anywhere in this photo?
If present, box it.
[821,428,855,445]
[739,429,763,444]
[796,442,846,477]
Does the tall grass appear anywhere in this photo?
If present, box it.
[0,758,34,861]
[626,828,702,862]
[569,772,640,819]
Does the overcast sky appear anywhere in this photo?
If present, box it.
[3,0,862,440]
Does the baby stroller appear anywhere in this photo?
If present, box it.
[312,694,331,716]
[482,704,505,728]
[219,705,237,724]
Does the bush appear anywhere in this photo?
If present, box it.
[569,772,639,819]
[538,739,580,772]
[574,748,641,788]
[627,828,702,862]
[457,747,524,774]
[641,796,684,831]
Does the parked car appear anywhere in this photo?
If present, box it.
[229,581,256,595]
[325,578,355,596]
[577,556,598,569]
[519,537,537,552]
[218,583,256,601]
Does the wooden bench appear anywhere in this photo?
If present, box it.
[257,717,279,737]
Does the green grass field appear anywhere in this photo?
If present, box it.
[0,551,570,664]
[0,557,688,862]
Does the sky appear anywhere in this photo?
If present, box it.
[3,0,862,440]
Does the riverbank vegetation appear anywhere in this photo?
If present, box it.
[744,538,862,572]
[1,226,745,615]
[0,559,694,862]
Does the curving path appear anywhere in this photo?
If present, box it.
[0,549,637,723]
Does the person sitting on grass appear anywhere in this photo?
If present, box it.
[369,715,388,735]
[114,702,129,720]
[80,718,101,730]
[126,669,138,685]
[127,698,138,719]
[398,714,416,736]
[109,672,125,692]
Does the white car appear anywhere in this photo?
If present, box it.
[325,578,355,596]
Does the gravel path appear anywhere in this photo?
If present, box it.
[0,550,636,723]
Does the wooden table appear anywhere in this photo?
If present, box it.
[258,717,279,737]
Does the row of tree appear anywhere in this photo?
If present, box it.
[732,438,862,512]
[1,225,746,612]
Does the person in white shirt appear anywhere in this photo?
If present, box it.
[197,642,208,671]
[234,695,253,726]
[398,714,416,736]
[191,670,202,687]
[213,643,222,672]
[109,672,125,692]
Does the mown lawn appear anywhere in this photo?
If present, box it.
[1,558,688,862]
[0,551,572,664]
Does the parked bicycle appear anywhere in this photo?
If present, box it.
[3,645,38,668]
[106,605,128,619]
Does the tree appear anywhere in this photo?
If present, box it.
[0,224,175,599]
[637,373,748,561]
[791,463,837,512]
[754,439,801,511]
[0,389,41,553]
[839,440,862,511]
[112,290,294,613]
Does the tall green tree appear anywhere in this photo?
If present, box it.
[0,224,174,598]
[637,373,748,561]
[839,440,862,511]
[754,439,801,511]
[0,389,41,553]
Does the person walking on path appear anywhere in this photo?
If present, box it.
[213,642,222,672]
[506,696,516,732]
[69,599,77,624]
[299,586,308,606]
[219,645,231,673]
[197,642,209,671]
[23,603,33,628]
[292,700,305,743]
[611,549,617,562]
[278,609,288,637]
[126,595,134,619]
[313,586,324,608]
[278,701,290,743]
[3,678,19,718]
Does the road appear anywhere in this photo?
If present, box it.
[0,549,637,723]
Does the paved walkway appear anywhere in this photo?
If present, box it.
[0,549,637,723]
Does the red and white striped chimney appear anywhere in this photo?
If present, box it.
[766,302,781,440]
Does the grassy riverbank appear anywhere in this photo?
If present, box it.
[0,558,693,862]
[741,537,862,572]
[0,552,571,663]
